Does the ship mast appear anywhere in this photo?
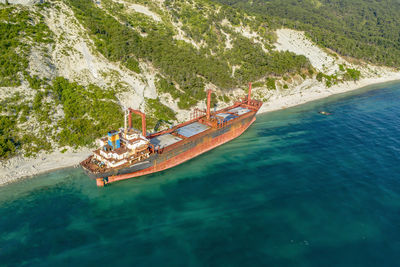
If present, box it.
[124,108,128,138]
[247,82,252,105]
[206,89,212,120]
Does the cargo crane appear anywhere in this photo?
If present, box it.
[124,108,146,137]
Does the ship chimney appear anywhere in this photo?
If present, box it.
[247,82,252,105]
[206,89,212,120]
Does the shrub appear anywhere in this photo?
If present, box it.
[0,115,18,159]
[345,68,361,81]
[266,77,276,90]
[146,98,176,122]
[251,81,264,88]
[50,77,123,148]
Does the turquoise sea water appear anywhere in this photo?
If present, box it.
[1,82,400,266]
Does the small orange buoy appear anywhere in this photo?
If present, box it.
[96,178,105,187]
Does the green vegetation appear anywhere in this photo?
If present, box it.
[0,116,18,159]
[0,94,49,158]
[316,72,339,87]
[251,81,264,88]
[24,72,48,90]
[213,0,400,67]
[316,67,360,87]
[51,77,123,148]
[32,90,52,123]
[20,132,53,157]
[156,76,180,99]
[223,95,230,103]
[0,76,124,157]
[0,6,53,87]
[345,68,361,81]
[145,98,177,127]
[266,78,276,90]
[66,0,309,109]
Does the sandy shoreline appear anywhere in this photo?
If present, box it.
[0,148,92,186]
[259,72,400,114]
[1,73,400,186]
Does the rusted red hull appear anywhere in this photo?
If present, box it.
[96,116,256,186]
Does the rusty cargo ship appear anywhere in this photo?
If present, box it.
[81,83,262,186]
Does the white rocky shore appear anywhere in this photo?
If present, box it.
[259,72,400,114]
[0,148,92,186]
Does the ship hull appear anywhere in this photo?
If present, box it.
[88,112,256,186]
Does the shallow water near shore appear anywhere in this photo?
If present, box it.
[1,82,400,266]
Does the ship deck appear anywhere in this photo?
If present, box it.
[81,98,262,179]
[150,134,182,148]
[148,105,254,149]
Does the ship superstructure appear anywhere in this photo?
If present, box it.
[81,83,262,186]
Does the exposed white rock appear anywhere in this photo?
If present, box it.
[232,25,269,53]
[220,29,233,49]
[129,3,161,22]
[0,0,41,5]
[114,0,162,22]
[274,28,340,74]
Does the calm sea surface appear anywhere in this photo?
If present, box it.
[1,82,400,266]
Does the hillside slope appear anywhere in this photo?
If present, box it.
[213,0,400,67]
[0,0,310,159]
